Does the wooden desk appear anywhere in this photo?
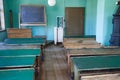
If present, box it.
[72,55,120,80]
[67,48,120,77]
[4,38,46,61]
[7,28,32,38]
[0,68,35,80]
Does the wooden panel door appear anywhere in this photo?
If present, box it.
[65,7,85,36]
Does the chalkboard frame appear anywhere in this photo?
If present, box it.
[20,5,47,26]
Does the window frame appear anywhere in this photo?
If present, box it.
[0,0,5,31]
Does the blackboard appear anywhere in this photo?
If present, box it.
[20,5,46,26]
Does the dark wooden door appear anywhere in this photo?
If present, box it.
[65,7,85,36]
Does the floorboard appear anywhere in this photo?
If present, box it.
[40,45,70,80]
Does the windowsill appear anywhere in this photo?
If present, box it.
[0,29,6,32]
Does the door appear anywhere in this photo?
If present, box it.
[65,7,85,36]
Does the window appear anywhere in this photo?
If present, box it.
[0,0,5,31]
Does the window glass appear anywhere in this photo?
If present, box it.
[0,0,5,31]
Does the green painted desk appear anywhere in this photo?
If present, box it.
[0,56,36,69]
[4,38,45,45]
[0,68,35,80]
[0,49,41,80]
[0,49,40,57]
[0,49,41,73]
[72,55,120,80]
[67,48,120,76]
[4,38,46,60]
[0,56,38,80]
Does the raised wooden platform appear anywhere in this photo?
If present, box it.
[63,38,102,49]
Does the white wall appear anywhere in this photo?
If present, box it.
[96,0,105,44]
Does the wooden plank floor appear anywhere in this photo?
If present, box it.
[40,45,70,80]
[1,43,120,80]
[39,44,120,80]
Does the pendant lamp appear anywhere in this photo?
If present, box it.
[48,0,56,6]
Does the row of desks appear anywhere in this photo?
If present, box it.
[66,48,120,80]
[0,49,41,80]
[0,38,46,80]
[4,38,46,60]
[64,38,120,80]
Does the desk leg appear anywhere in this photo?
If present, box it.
[35,56,41,72]
[40,45,44,61]
[36,56,42,80]
[67,54,70,74]
[79,76,82,80]
[74,65,79,80]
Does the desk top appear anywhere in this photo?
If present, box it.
[4,38,45,45]
[72,55,120,71]
[63,38,101,49]
[0,56,36,68]
[68,48,120,56]
[0,49,40,56]
[0,68,34,80]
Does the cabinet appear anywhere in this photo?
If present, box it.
[54,27,63,45]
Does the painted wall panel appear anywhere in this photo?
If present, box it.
[3,0,11,28]
[0,31,7,42]
[85,0,97,35]
[96,0,105,44]
[65,0,86,7]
